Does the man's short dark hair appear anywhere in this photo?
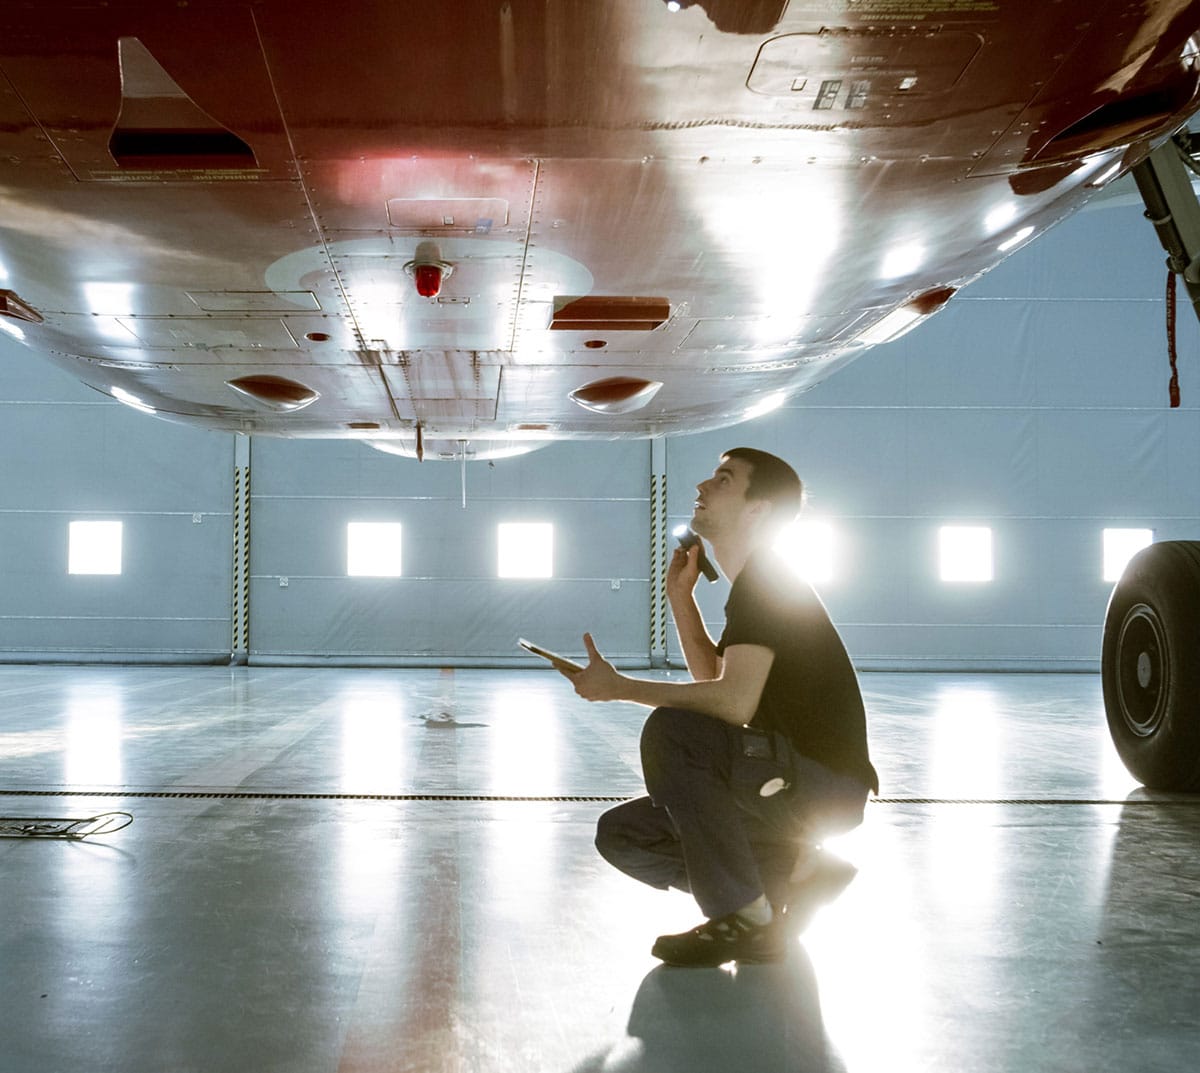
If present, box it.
[722,447,803,524]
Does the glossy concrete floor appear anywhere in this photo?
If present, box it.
[1,665,1198,1073]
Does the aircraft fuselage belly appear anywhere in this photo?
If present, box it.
[2,0,1199,457]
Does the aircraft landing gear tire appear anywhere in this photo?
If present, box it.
[1101,540,1200,791]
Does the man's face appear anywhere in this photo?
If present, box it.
[691,456,758,539]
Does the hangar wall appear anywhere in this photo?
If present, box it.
[248,437,652,664]
[0,351,233,661]
[1,190,1197,668]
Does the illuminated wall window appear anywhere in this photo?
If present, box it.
[498,522,554,578]
[1103,528,1153,583]
[68,520,123,575]
[939,526,993,582]
[347,522,403,577]
[774,519,835,584]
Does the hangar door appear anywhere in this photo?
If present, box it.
[246,439,653,663]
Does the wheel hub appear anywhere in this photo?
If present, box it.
[1117,603,1169,737]
[1136,651,1153,689]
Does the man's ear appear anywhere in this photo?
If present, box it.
[745,497,773,530]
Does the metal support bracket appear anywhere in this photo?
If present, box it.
[1132,130,1200,319]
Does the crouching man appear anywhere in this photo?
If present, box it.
[567,447,877,967]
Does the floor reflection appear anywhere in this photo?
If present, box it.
[569,953,845,1073]
[1084,791,1200,1066]
[339,688,409,792]
[928,681,1002,799]
[64,680,123,787]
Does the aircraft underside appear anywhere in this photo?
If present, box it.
[2,1,1200,459]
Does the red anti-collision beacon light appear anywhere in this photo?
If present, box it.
[405,257,454,298]
[414,264,443,297]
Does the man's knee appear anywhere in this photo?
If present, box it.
[594,797,662,862]
[594,803,627,864]
[594,798,678,887]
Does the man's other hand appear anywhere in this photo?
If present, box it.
[567,632,625,702]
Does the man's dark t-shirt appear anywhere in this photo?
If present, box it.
[717,548,878,793]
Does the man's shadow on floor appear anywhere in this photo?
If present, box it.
[568,945,847,1073]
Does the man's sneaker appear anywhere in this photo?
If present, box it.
[651,911,787,967]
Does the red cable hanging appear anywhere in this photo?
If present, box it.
[1166,271,1182,408]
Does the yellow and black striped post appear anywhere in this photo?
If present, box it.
[649,439,668,666]
[231,437,251,663]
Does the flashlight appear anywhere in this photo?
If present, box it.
[673,525,718,582]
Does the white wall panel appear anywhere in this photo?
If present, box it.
[247,439,651,662]
[0,359,234,659]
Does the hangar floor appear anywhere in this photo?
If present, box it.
[0,665,1197,1073]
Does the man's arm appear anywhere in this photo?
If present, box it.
[568,633,774,726]
[667,544,721,681]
